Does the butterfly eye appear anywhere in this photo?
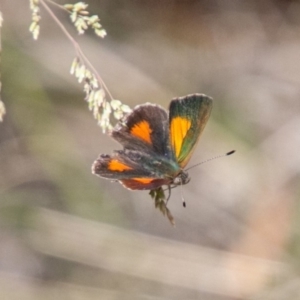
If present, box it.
[180,172,190,185]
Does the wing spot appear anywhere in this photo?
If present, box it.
[132,178,154,184]
[108,159,133,172]
[170,117,191,157]
[130,121,152,144]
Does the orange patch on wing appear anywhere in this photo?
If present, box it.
[132,178,154,184]
[170,117,191,157]
[130,121,152,144]
[108,159,132,172]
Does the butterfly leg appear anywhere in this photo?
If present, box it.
[165,185,172,205]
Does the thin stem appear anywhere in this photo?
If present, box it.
[45,0,69,12]
[40,0,114,100]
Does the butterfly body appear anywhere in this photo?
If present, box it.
[92,94,212,195]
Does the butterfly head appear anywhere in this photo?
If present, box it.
[172,170,190,187]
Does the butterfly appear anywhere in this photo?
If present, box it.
[92,94,213,223]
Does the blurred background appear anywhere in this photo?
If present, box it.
[1,0,300,299]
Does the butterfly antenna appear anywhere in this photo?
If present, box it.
[185,150,236,172]
[180,180,186,207]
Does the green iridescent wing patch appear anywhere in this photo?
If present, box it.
[169,94,213,168]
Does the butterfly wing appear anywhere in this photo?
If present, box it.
[169,94,213,168]
[92,151,172,190]
[111,103,173,159]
